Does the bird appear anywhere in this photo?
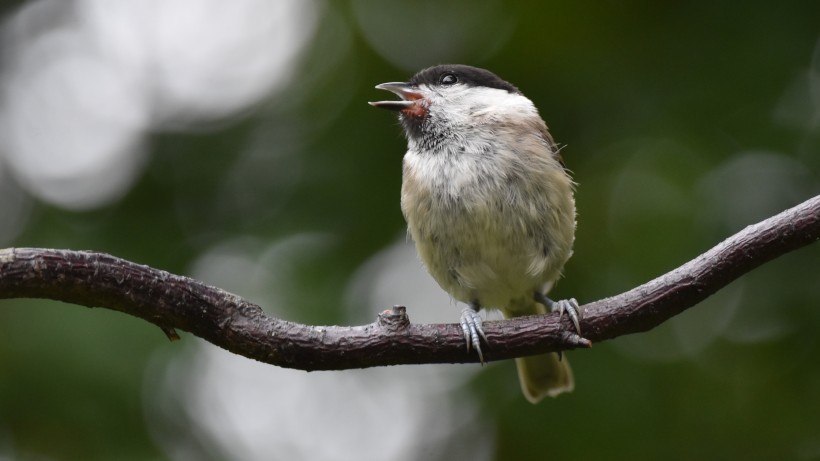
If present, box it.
[369,64,580,403]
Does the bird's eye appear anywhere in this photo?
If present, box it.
[440,73,458,85]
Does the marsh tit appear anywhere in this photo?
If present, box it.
[370,64,580,403]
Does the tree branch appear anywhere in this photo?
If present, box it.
[1,195,819,370]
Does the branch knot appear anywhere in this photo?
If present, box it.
[377,305,410,332]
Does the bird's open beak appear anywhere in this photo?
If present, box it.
[368,82,423,111]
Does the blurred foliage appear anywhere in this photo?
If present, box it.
[1,0,819,460]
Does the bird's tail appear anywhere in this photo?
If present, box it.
[515,353,573,403]
[506,297,574,403]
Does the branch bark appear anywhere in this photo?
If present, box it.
[1,195,819,370]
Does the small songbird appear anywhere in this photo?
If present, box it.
[369,64,580,403]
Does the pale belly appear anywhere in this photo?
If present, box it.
[402,169,574,312]
[400,136,576,313]
[412,216,547,309]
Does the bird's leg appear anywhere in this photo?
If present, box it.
[534,291,582,334]
[460,301,487,364]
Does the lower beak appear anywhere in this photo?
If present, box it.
[368,82,423,111]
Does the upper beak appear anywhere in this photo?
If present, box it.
[368,82,423,111]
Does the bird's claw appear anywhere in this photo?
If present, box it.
[535,292,582,334]
[460,307,487,363]
[552,298,581,334]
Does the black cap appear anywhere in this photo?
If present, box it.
[409,64,519,94]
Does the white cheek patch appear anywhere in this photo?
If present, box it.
[424,84,538,124]
[469,87,537,118]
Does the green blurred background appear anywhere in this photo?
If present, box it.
[0,1,819,460]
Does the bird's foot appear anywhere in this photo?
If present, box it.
[460,306,487,364]
[535,292,582,334]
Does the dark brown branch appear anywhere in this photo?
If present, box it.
[1,195,819,370]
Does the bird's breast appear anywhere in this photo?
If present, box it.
[400,144,575,309]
